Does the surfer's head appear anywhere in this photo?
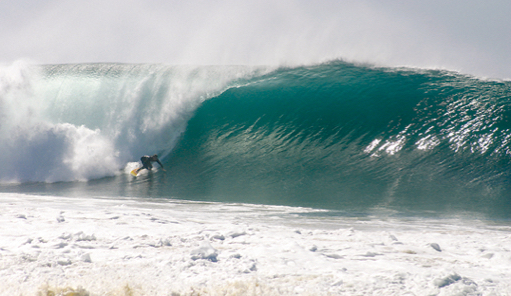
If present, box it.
[151,154,158,160]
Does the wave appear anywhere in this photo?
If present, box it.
[167,61,511,215]
[1,60,511,216]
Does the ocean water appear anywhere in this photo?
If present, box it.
[1,61,511,295]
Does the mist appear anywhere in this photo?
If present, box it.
[1,0,510,78]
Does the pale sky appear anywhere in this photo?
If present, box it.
[1,0,510,78]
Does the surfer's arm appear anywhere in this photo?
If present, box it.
[156,159,165,171]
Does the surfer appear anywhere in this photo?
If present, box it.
[135,154,165,174]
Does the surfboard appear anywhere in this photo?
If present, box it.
[130,169,138,176]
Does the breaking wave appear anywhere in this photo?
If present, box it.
[2,60,511,216]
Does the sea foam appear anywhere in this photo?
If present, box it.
[1,193,510,295]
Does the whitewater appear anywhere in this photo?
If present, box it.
[1,61,511,295]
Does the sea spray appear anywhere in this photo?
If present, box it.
[0,62,269,182]
[0,63,118,182]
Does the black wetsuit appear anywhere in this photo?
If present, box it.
[140,155,163,170]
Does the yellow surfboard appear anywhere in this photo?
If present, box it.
[130,169,138,176]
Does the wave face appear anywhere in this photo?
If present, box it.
[1,61,511,216]
[168,62,511,216]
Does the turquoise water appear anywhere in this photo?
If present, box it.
[1,61,510,217]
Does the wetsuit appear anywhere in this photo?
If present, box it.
[140,155,163,171]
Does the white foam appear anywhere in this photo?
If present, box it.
[0,121,120,183]
[1,193,510,295]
